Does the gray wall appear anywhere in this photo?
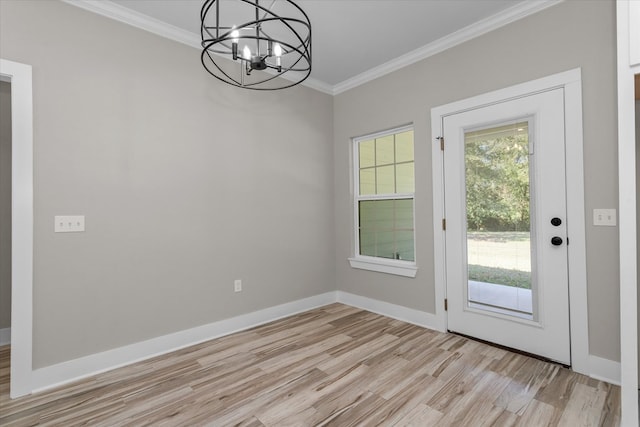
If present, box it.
[0,0,335,368]
[0,81,10,331]
[333,0,620,361]
[0,0,623,368]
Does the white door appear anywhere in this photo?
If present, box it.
[443,88,570,364]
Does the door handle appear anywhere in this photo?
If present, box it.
[551,217,562,226]
[551,236,563,246]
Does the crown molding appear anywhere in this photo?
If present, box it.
[332,0,564,95]
[297,77,334,95]
[62,0,562,96]
[61,0,201,48]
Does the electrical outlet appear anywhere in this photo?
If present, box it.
[593,209,616,226]
[234,279,242,292]
[54,215,85,232]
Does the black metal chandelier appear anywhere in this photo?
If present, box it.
[200,0,312,90]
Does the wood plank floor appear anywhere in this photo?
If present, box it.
[0,304,621,426]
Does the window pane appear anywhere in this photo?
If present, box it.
[395,199,413,229]
[359,168,375,195]
[358,199,414,261]
[375,231,396,259]
[396,230,415,261]
[359,139,375,168]
[376,135,394,166]
[395,131,414,163]
[355,127,415,265]
[396,163,414,193]
[359,201,377,228]
[375,199,394,227]
[376,165,395,194]
[359,230,376,257]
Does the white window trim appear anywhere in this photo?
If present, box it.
[348,256,418,278]
[349,124,417,278]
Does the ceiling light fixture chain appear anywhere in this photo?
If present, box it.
[200,0,312,90]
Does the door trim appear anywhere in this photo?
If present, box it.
[616,1,639,423]
[1,58,34,398]
[430,68,589,374]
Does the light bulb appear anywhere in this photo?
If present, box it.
[273,43,282,57]
[274,43,282,68]
[243,45,251,60]
[230,28,239,60]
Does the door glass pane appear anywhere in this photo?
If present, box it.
[465,122,533,319]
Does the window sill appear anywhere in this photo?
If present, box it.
[348,257,417,278]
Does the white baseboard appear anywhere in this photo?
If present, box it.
[0,327,10,346]
[588,355,621,386]
[31,292,337,393]
[336,291,443,332]
[30,291,443,394]
[337,292,620,387]
[27,290,616,394]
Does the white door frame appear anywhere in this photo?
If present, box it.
[0,58,34,398]
[616,1,639,425]
[431,68,589,375]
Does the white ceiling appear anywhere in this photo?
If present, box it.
[70,0,560,93]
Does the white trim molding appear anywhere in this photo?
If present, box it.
[20,287,620,395]
[61,0,200,48]
[31,292,337,393]
[0,328,10,346]
[347,257,417,278]
[333,0,563,95]
[588,355,621,386]
[336,291,442,332]
[29,291,445,393]
[60,0,561,97]
[430,68,590,375]
[616,1,639,425]
[0,58,34,399]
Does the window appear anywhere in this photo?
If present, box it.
[349,125,417,277]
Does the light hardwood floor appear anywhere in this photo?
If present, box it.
[0,304,620,426]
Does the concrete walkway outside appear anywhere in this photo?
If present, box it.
[468,280,533,316]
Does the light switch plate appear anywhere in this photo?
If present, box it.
[593,209,616,226]
[55,215,85,232]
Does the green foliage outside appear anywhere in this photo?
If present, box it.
[465,129,530,231]
[465,126,532,289]
[468,264,531,289]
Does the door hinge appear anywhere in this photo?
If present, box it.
[442,218,446,230]
[566,237,569,245]
[444,298,448,311]
[437,136,444,151]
